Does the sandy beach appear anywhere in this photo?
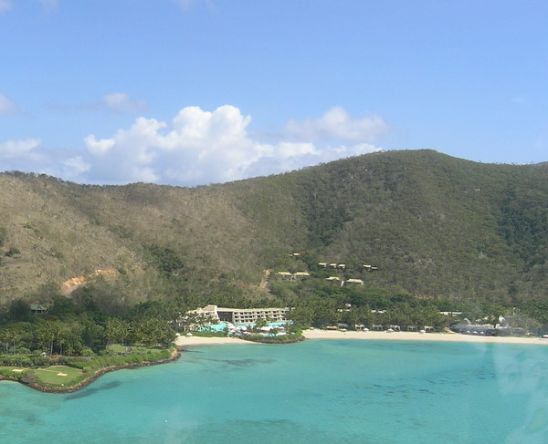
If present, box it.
[174,330,548,347]
[302,329,548,345]
[174,335,257,348]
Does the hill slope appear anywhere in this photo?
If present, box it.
[1,150,547,306]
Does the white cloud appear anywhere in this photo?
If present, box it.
[83,135,116,155]
[102,92,146,113]
[62,156,90,180]
[0,0,11,13]
[286,106,388,143]
[0,138,53,174]
[0,94,18,115]
[80,105,383,185]
[0,105,385,185]
[0,139,41,159]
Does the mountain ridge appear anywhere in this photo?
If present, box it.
[1,149,547,308]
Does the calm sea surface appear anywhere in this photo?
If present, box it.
[1,340,547,444]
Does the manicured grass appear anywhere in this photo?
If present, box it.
[32,365,85,386]
[0,366,30,379]
[0,344,175,391]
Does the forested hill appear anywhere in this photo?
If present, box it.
[1,149,547,307]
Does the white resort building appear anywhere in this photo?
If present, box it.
[187,304,290,325]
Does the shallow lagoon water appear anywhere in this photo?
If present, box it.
[1,340,547,443]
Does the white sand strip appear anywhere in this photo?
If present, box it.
[302,329,548,345]
[173,331,548,348]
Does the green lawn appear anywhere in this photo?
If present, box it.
[0,366,30,379]
[32,365,85,386]
[0,345,174,390]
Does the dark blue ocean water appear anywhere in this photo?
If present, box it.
[1,340,547,444]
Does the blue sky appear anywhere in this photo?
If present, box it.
[1,0,547,185]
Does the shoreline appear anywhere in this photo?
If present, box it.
[176,331,548,347]
[2,331,546,394]
[302,329,548,345]
[174,335,257,348]
[0,348,181,394]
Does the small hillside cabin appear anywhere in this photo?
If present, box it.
[346,278,364,285]
[293,272,310,279]
[276,271,293,280]
[30,304,48,314]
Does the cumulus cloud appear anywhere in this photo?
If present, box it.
[101,92,146,113]
[79,105,383,185]
[0,138,53,174]
[0,94,18,115]
[0,0,11,13]
[0,139,41,159]
[0,105,385,185]
[61,156,90,180]
[286,106,388,143]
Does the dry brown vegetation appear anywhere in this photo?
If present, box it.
[1,150,547,309]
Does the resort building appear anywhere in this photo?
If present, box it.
[293,272,310,279]
[346,278,364,285]
[186,304,221,322]
[276,271,293,280]
[318,262,327,268]
[325,276,341,282]
[187,305,290,325]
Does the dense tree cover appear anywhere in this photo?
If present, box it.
[269,266,547,333]
[0,293,176,360]
[1,150,548,330]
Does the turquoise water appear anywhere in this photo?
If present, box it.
[198,322,228,332]
[1,340,547,443]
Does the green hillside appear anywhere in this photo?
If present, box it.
[1,150,547,315]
